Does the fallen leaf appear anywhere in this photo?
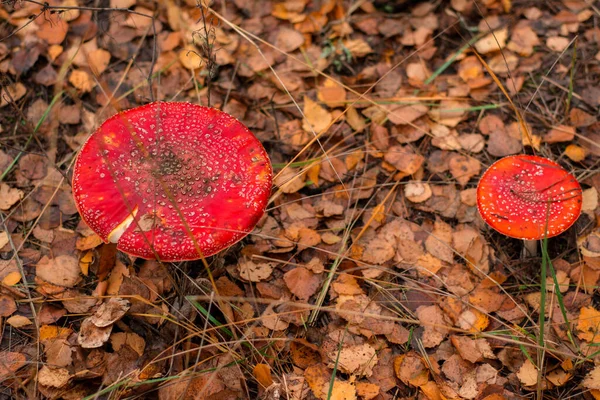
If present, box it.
[275,27,305,52]
[565,144,586,162]
[89,297,130,327]
[69,70,95,92]
[254,363,274,388]
[343,38,373,57]
[110,332,145,356]
[303,96,332,134]
[0,351,26,379]
[577,306,600,342]
[516,359,538,386]
[77,318,113,348]
[547,36,571,52]
[239,259,275,282]
[6,315,32,328]
[326,343,377,377]
[0,295,17,317]
[88,49,111,75]
[0,83,27,108]
[317,79,346,108]
[416,305,450,347]
[284,267,321,300]
[36,255,81,287]
[394,352,429,387]
[474,28,508,53]
[405,182,432,203]
[0,184,23,210]
[38,366,71,389]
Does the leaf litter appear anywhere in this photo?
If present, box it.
[0,0,599,398]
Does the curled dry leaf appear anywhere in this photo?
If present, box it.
[89,297,131,327]
[405,182,432,203]
[0,184,24,210]
[77,318,113,349]
[69,70,95,93]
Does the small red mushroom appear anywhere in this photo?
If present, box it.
[477,155,582,256]
[72,102,272,261]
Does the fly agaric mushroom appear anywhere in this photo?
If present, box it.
[477,155,582,257]
[73,102,272,261]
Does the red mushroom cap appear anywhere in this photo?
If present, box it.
[72,102,272,261]
[477,155,582,240]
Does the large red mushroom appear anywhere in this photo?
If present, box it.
[72,102,272,261]
[477,155,582,256]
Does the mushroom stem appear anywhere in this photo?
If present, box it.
[522,239,538,258]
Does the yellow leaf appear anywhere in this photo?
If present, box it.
[302,96,332,134]
[565,144,587,162]
[2,271,21,286]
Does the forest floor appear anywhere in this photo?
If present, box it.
[1,0,600,399]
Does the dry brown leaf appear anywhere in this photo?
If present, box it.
[416,305,450,347]
[565,144,586,162]
[274,167,306,193]
[355,382,379,400]
[448,155,481,187]
[6,315,32,328]
[450,335,495,363]
[254,363,274,388]
[405,182,432,203]
[384,145,424,175]
[69,70,95,92]
[239,259,275,282]
[284,267,321,300]
[0,184,23,210]
[37,366,71,388]
[577,306,600,342]
[88,49,111,75]
[547,36,571,52]
[393,352,429,387]
[516,359,538,386]
[291,339,322,369]
[261,308,289,331]
[36,255,81,287]
[545,125,575,143]
[179,47,203,70]
[111,332,145,356]
[584,365,600,390]
[343,38,373,57]
[77,318,113,348]
[44,338,72,368]
[0,295,17,317]
[317,79,346,108]
[2,271,21,286]
[327,380,357,400]
[303,96,332,134]
[90,297,131,327]
[326,343,377,377]
[275,27,305,53]
[362,237,395,264]
[474,28,508,53]
[0,351,26,379]
[0,83,27,108]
